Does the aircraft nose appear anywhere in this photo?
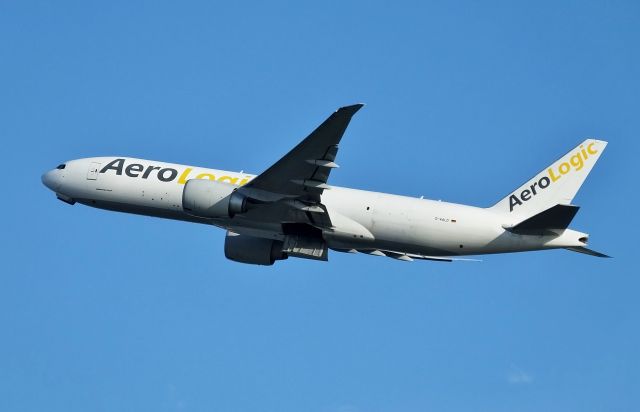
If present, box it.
[41,169,62,191]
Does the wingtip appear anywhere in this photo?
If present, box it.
[337,103,365,115]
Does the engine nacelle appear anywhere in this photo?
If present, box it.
[224,231,287,265]
[182,179,247,218]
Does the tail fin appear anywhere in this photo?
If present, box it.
[491,139,607,220]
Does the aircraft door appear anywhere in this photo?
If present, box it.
[87,162,101,180]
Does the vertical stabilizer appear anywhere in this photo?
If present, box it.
[490,139,607,221]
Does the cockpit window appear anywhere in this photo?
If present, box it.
[56,164,66,170]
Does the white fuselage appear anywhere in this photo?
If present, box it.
[42,156,588,258]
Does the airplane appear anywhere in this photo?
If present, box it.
[42,104,610,265]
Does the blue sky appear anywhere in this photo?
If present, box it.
[1,1,638,411]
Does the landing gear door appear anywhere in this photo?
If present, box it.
[87,162,101,180]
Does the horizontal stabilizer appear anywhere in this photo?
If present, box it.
[510,204,580,232]
[565,246,611,258]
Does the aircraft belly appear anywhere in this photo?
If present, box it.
[76,197,211,224]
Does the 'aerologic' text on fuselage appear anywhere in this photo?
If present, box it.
[100,158,253,186]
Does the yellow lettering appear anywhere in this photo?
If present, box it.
[559,162,571,175]
[177,167,193,184]
[570,154,584,171]
[239,177,250,186]
[548,167,561,182]
[587,142,598,155]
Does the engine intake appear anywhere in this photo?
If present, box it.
[224,231,287,265]
[182,179,247,218]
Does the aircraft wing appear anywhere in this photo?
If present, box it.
[239,104,363,204]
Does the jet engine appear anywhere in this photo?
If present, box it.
[182,179,248,218]
[224,231,287,265]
